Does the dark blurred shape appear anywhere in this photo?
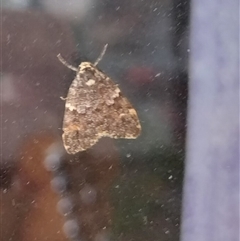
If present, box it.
[0,166,15,189]
[170,71,188,149]
[172,0,190,57]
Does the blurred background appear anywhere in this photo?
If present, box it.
[0,0,189,240]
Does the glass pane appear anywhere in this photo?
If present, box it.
[1,1,189,240]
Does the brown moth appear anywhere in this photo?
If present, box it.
[57,45,141,154]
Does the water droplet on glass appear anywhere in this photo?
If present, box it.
[57,197,73,216]
[63,219,80,239]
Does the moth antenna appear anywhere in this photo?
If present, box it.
[94,44,108,66]
[57,54,78,72]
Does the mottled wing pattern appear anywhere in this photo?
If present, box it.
[62,62,141,154]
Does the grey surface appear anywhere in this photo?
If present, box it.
[181,0,239,241]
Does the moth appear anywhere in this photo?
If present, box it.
[57,45,141,154]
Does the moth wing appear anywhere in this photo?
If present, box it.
[85,67,141,139]
[62,76,100,154]
[62,63,141,154]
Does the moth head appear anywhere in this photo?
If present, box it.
[79,62,95,69]
[78,44,108,72]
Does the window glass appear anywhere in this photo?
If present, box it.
[1,1,189,240]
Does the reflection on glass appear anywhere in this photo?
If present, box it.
[1,1,189,240]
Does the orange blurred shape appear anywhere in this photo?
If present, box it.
[18,133,68,241]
